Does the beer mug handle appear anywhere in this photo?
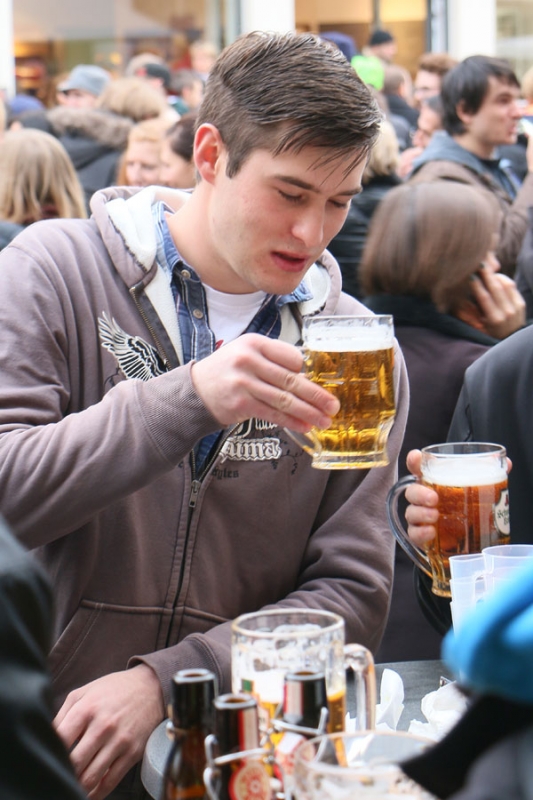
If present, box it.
[284,427,321,456]
[386,476,433,579]
[343,644,376,730]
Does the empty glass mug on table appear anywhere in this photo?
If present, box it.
[286,315,396,469]
[231,609,376,736]
[293,731,436,799]
[387,442,510,597]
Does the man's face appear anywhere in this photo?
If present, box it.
[413,70,441,109]
[58,89,99,109]
[459,76,522,151]
[124,141,161,187]
[373,41,397,64]
[412,105,442,149]
[193,139,365,295]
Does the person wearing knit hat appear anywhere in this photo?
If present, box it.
[366,29,397,65]
[57,65,111,109]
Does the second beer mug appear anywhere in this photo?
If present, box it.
[387,442,510,597]
[231,609,376,736]
[286,315,396,469]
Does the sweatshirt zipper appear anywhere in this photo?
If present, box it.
[130,284,172,370]
[165,425,239,648]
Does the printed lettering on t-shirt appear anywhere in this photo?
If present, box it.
[220,419,282,463]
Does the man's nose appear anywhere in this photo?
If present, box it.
[291,209,325,248]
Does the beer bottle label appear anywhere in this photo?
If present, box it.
[494,488,510,536]
[228,760,271,800]
[274,731,305,779]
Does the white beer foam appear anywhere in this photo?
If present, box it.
[305,334,393,352]
[424,458,506,487]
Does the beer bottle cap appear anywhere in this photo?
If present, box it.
[213,693,260,755]
[283,670,328,728]
[170,668,217,731]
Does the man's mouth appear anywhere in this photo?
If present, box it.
[271,251,310,272]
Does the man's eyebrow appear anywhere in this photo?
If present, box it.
[274,175,362,196]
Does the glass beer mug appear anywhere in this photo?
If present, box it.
[286,315,396,469]
[231,609,376,735]
[293,731,436,799]
[387,443,510,597]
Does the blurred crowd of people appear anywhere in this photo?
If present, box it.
[0,44,210,239]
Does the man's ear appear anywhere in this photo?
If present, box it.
[194,123,226,183]
[456,100,474,128]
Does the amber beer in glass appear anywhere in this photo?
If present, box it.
[287,315,396,469]
[387,443,509,597]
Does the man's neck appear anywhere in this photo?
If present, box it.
[453,132,497,161]
[165,189,214,286]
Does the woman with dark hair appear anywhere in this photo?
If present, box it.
[159,111,197,189]
[359,180,525,662]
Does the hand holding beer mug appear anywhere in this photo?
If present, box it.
[387,443,510,597]
[286,315,396,469]
[231,609,376,736]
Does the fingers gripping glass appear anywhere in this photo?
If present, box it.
[387,443,510,597]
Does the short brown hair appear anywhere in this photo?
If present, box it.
[198,31,382,177]
[417,52,458,78]
[360,182,501,312]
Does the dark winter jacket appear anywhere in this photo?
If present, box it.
[328,174,402,300]
[48,106,132,209]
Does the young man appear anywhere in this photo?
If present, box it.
[0,32,408,799]
[409,55,533,275]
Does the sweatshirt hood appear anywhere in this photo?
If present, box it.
[412,130,492,177]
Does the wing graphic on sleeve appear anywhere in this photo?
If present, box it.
[98,311,167,381]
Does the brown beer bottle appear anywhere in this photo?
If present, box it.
[274,670,328,782]
[282,670,328,729]
[162,668,217,800]
[205,694,271,800]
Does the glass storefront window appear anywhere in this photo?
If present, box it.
[497,0,533,79]
[13,0,237,101]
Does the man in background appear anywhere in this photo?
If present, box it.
[57,64,111,109]
[409,55,533,275]
[413,52,458,109]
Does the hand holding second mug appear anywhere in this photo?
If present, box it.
[404,449,439,547]
[191,333,340,433]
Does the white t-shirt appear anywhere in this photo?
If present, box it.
[203,284,267,348]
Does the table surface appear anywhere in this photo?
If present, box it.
[141,659,453,799]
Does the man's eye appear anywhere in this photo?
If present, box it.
[330,200,350,209]
[279,191,302,203]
